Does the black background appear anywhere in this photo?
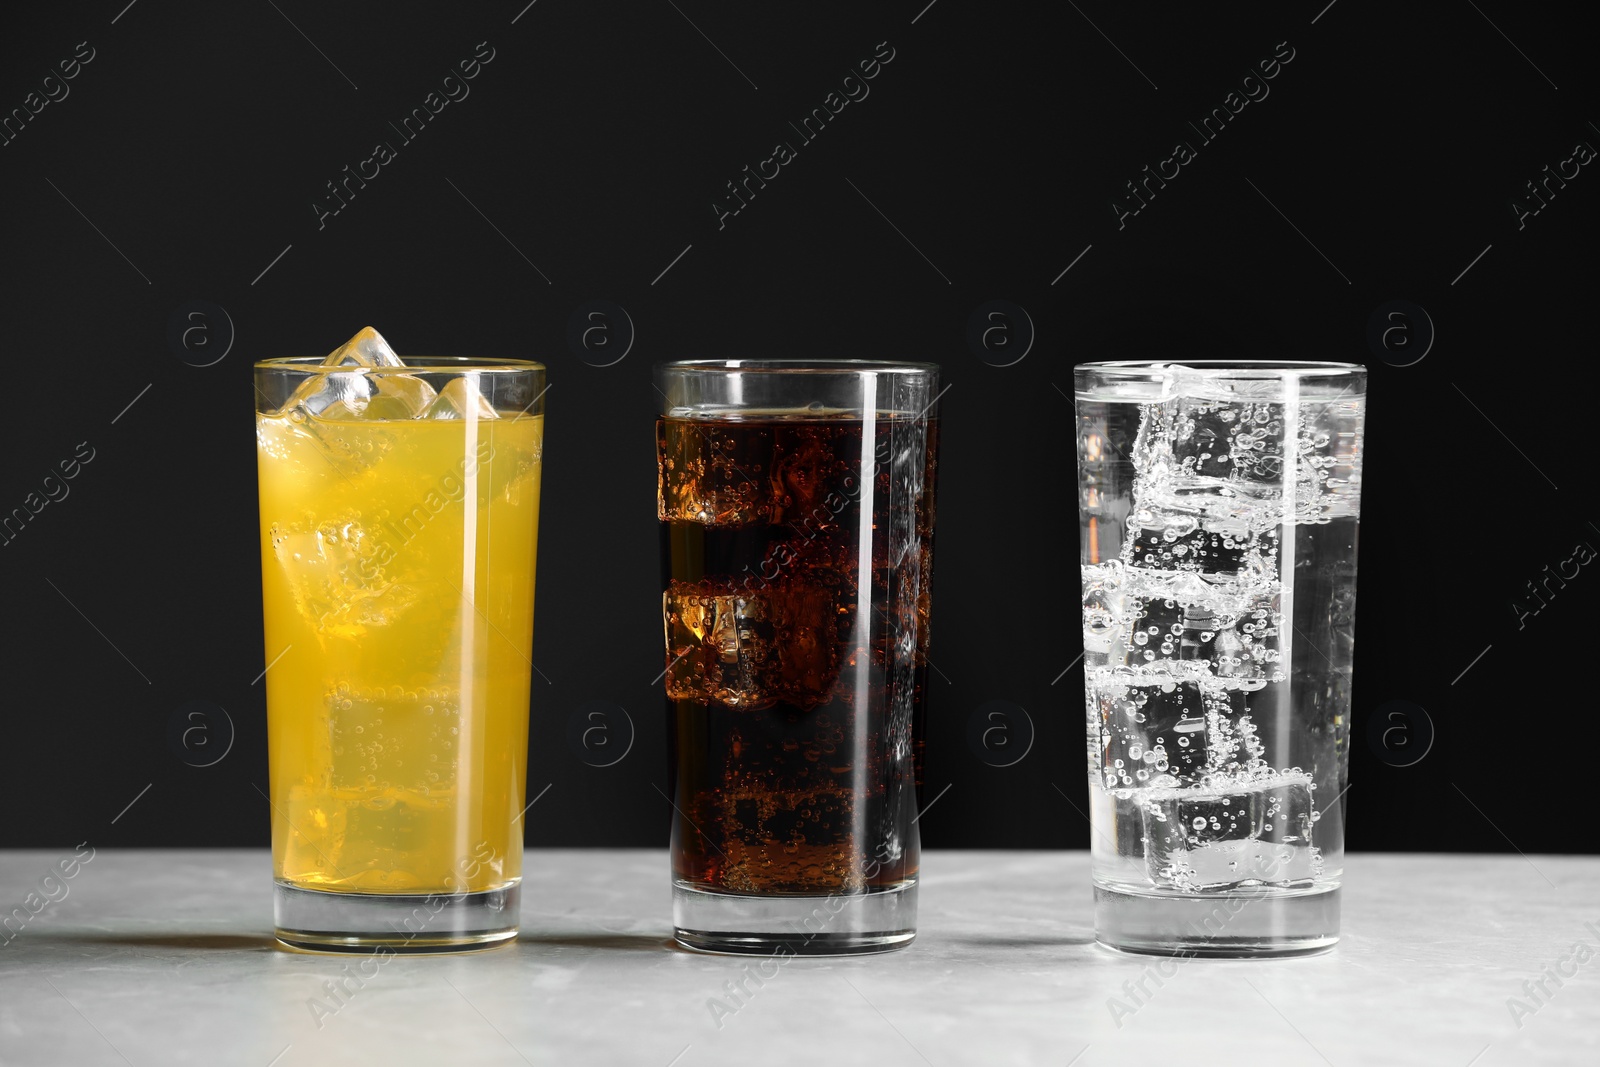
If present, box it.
[1,1,1592,854]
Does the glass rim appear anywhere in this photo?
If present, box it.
[255,355,545,373]
[656,359,939,376]
[1075,360,1365,379]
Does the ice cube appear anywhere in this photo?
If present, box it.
[1128,384,1348,550]
[1091,675,1212,790]
[1140,772,1316,889]
[1090,669,1274,789]
[270,517,419,640]
[306,398,361,421]
[1094,561,1250,614]
[1083,562,1253,671]
[721,781,850,847]
[275,326,438,433]
[1088,556,1280,681]
[326,327,437,418]
[287,327,399,417]
[715,783,859,892]
[326,682,459,792]
[256,400,399,477]
[767,427,852,528]
[310,374,435,421]
[1125,593,1185,667]
[663,578,840,708]
[1171,400,1243,479]
[1136,393,1288,486]
[1175,596,1279,683]
[1135,478,1281,531]
[365,374,437,419]
[764,579,845,707]
[1205,400,1285,485]
[656,420,859,528]
[424,376,498,420]
[327,326,404,368]
[1136,385,1366,525]
[657,419,775,525]
[1125,506,1278,579]
[1257,774,1316,855]
[664,584,768,706]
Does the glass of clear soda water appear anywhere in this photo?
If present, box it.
[1075,361,1366,956]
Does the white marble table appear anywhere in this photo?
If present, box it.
[1,850,1594,1066]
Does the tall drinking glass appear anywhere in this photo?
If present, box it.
[256,354,544,951]
[656,360,940,955]
[1075,360,1365,956]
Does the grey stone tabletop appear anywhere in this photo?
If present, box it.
[0,850,1594,1066]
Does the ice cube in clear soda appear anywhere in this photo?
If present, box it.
[1140,772,1317,890]
[1092,675,1211,790]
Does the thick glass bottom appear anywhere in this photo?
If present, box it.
[274,881,520,953]
[1094,882,1339,958]
[673,880,917,956]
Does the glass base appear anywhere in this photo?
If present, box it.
[1094,883,1339,958]
[275,881,520,953]
[673,880,917,956]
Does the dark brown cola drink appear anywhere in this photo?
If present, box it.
[659,412,939,905]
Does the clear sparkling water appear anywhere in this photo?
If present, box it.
[1079,367,1362,897]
